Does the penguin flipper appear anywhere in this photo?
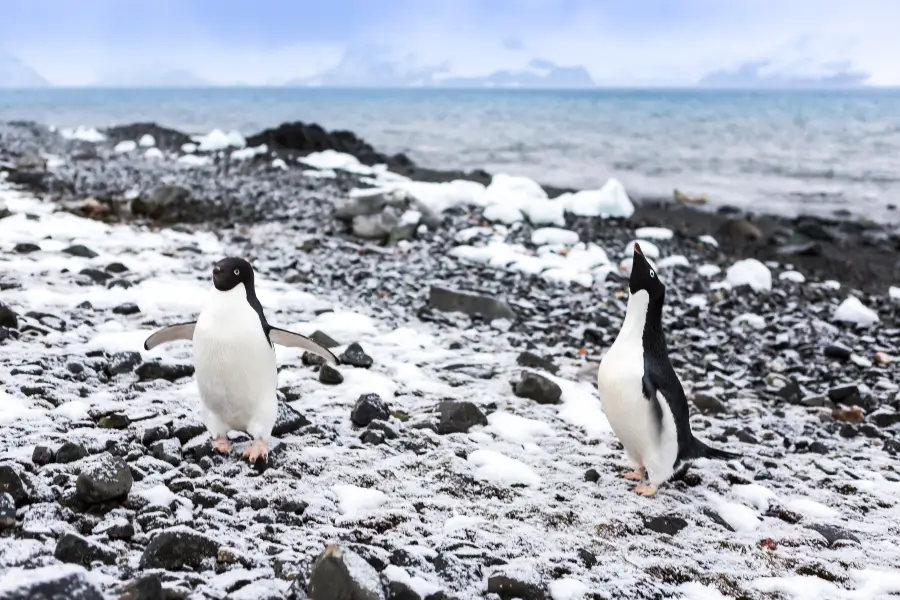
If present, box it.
[268,327,337,363]
[143,322,196,351]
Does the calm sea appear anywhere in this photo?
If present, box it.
[2,87,900,221]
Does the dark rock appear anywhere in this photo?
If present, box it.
[319,363,344,385]
[807,524,860,547]
[516,351,558,375]
[310,330,340,349]
[437,401,487,434]
[79,268,113,283]
[112,303,141,315]
[703,509,736,531]
[692,392,726,414]
[95,518,135,540]
[149,439,182,466]
[0,564,104,600]
[105,262,129,274]
[132,185,191,221]
[107,351,143,375]
[0,302,18,329]
[774,378,802,403]
[63,244,98,258]
[0,491,16,528]
[54,532,117,566]
[717,218,762,244]
[808,441,830,455]
[13,242,41,253]
[139,528,219,570]
[367,420,398,440]
[824,344,852,360]
[584,469,600,483]
[514,372,562,405]
[56,442,89,464]
[303,352,327,367]
[777,242,823,257]
[172,420,206,445]
[32,445,53,466]
[141,425,169,446]
[136,361,194,382]
[360,430,385,445]
[350,393,390,427]
[736,430,759,445]
[306,544,384,600]
[386,581,420,600]
[828,384,861,405]
[76,453,133,504]
[272,403,311,436]
[118,574,163,600]
[643,515,688,536]
[339,342,374,368]
[883,439,900,455]
[486,575,548,600]
[428,286,516,321]
[577,548,597,569]
[871,411,900,428]
[98,413,131,429]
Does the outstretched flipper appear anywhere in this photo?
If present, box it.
[268,327,337,363]
[143,322,196,351]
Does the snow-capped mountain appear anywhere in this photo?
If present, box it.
[0,52,49,88]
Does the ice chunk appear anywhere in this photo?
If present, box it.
[231,145,268,161]
[779,270,806,283]
[704,492,760,531]
[732,313,766,330]
[382,566,441,598]
[833,296,879,327]
[300,150,372,175]
[59,126,106,143]
[531,227,579,246]
[181,142,197,153]
[138,134,156,147]
[549,578,590,600]
[523,198,566,227]
[698,234,718,247]
[177,154,212,167]
[487,411,555,444]
[657,255,689,269]
[634,227,673,240]
[483,204,524,224]
[195,128,246,151]
[271,158,287,170]
[726,259,772,292]
[467,450,540,487]
[144,148,164,160]
[732,484,776,512]
[560,178,634,218]
[890,286,900,301]
[332,484,387,517]
[697,264,721,277]
[484,174,547,211]
[624,240,660,258]
[783,497,839,519]
[113,140,137,153]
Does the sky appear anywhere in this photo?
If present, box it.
[2,0,900,86]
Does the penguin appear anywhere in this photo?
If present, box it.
[596,243,738,496]
[143,257,337,463]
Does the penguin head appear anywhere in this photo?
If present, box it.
[629,243,664,299]
[212,257,255,292]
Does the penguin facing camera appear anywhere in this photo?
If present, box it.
[597,243,738,496]
[143,257,337,464]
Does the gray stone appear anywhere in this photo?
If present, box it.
[428,286,516,321]
[76,453,133,504]
[307,544,385,600]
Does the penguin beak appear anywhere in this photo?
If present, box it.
[633,242,643,256]
[212,266,222,276]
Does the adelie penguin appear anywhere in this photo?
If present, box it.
[143,257,337,463]
[597,243,738,496]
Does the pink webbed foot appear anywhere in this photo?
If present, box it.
[242,439,269,463]
[212,436,233,454]
[623,468,646,481]
[633,484,658,497]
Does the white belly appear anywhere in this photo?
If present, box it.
[192,286,278,434]
[597,343,658,465]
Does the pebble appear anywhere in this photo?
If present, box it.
[107,351,143,375]
[692,391,727,414]
[350,393,390,427]
[437,401,487,434]
[54,532,118,566]
[75,453,133,504]
[56,442,89,464]
[513,371,562,404]
[306,544,387,600]
[339,342,373,368]
[32,445,53,466]
[139,528,220,570]
[62,244,98,258]
[135,362,194,382]
[643,515,689,536]
[0,564,104,600]
[319,363,344,384]
[112,302,141,315]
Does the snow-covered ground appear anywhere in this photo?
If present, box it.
[2,131,900,600]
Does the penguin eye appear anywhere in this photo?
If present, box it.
[233,269,240,276]
[649,270,656,278]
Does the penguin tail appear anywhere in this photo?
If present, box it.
[691,437,740,461]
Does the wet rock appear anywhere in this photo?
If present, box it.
[76,453,133,504]
[513,372,562,405]
[132,185,191,221]
[105,262,129,274]
[172,420,206,445]
[98,413,131,429]
[319,363,344,385]
[824,344,852,360]
[141,425,169,446]
[95,518,135,540]
[339,342,374,368]
[486,575,548,600]
[13,242,40,254]
[0,491,16,528]
[351,393,390,427]
[643,515,688,536]
[139,527,220,570]
[310,330,340,349]
[80,268,113,283]
[118,574,163,600]
[306,544,385,600]
[692,391,726,414]
[272,403,311,436]
[56,442,89,464]
[112,302,141,315]
[0,564,104,600]
[437,401,487,434]
[871,411,900,428]
[32,445,53,466]
[135,361,194,382]
[0,465,29,507]
[827,384,861,405]
[149,439,182,466]
[63,244,98,258]
[360,430,385,445]
[0,302,18,329]
[107,351,143,376]
[516,351,558,375]
[428,286,516,321]
[54,532,117,566]
[807,524,860,547]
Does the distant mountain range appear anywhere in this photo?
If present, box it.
[92,69,211,88]
[0,52,49,88]
[698,59,870,89]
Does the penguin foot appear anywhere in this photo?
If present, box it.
[623,468,646,481]
[243,440,269,463]
[212,436,233,454]
[633,484,658,497]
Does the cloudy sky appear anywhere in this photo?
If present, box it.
[2,0,899,86]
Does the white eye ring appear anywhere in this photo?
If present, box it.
[649,271,656,278]
[233,269,240,276]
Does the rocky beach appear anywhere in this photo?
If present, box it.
[1,119,900,600]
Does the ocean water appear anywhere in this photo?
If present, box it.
[2,87,900,221]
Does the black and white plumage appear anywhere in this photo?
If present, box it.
[143,257,337,463]
[596,243,738,496]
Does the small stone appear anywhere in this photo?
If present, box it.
[871,411,900,428]
[824,344,852,360]
[303,351,327,366]
[319,363,344,385]
[310,330,340,349]
[32,445,54,466]
[56,442,89,464]
[135,361,194,382]
[306,544,384,600]
[80,268,113,283]
[54,532,117,566]
[428,286,517,321]
[106,262,129,274]
[692,391,726,414]
[272,403,311,436]
[643,515,688,536]
[140,528,220,570]
[577,548,597,569]
[63,244,98,258]
[112,303,140,315]
[218,547,242,564]
[119,575,162,600]
[0,492,16,528]
[513,371,562,404]
[339,342,373,368]
[141,425,169,446]
[736,429,759,444]
[360,430,385,446]
[76,453,133,504]
[807,524,860,547]
[486,575,548,600]
[808,441,830,454]
[13,242,41,253]
[95,518,135,540]
[583,468,600,483]
[350,393,389,427]
[107,351,143,375]
[0,564,104,600]
[437,401,487,434]
[827,384,861,405]
[0,302,18,329]
[516,351,558,375]
[149,439,182,466]
[98,413,131,429]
